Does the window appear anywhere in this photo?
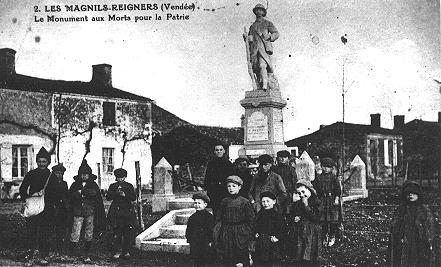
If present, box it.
[388,139,393,166]
[102,102,116,126]
[12,145,32,179]
[102,148,114,173]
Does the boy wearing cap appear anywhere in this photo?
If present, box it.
[68,160,105,263]
[213,175,255,266]
[312,157,341,247]
[254,191,286,265]
[248,154,287,213]
[106,168,137,260]
[389,181,435,266]
[186,192,214,267]
[286,180,322,265]
[45,163,69,257]
[19,147,52,265]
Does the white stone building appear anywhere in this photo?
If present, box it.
[0,48,153,195]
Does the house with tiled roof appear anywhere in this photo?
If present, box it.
[286,114,404,180]
[0,48,153,191]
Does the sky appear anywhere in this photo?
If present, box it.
[0,0,440,140]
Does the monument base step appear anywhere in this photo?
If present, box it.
[343,194,367,202]
[140,238,189,254]
[167,198,194,210]
[175,213,191,225]
[159,224,187,238]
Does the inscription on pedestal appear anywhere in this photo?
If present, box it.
[247,111,269,141]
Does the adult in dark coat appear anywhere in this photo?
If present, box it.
[286,179,322,265]
[19,147,52,264]
[68,160,105,263]
[45,164,69,255]
[389,181,435,267]
[186,192,214,266]
[234,157,253,198]
[204,144,234,215]
[106,168,137,259]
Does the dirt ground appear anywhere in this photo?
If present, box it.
[0,188,440,266]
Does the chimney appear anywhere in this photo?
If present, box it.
[0,48,16,81]
[91,64,112,88]
[319,124,326,130]
[393,115,405,131]
[370,113,381,127]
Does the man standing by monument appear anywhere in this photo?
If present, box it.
[244,4,280,91]
[204,144,234,216]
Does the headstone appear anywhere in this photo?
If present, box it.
[295,151,315,181]
[348,155,368,198]
[151,157,175,212]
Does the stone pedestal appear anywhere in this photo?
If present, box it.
[348,155,368,198]
[152,157,175,212]
[240,88,287,157]
[296,151,315,181]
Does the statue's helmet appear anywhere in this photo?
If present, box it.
[253,4,267,17]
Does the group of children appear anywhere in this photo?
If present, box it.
[19,148,137,265]
[186,174,327,267]
[187,150,436,267]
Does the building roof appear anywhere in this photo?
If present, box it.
[286,121,401,147]
[2,73,152,102]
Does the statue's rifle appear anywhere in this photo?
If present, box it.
[244,27,258,90]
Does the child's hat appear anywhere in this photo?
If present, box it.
[192,192,210,204]
[78,159,92,174]
[276,150,290,158]
[114,168,127,178]
[296,179,317,195]
[402,180,421,195]
[260,191,276,200]
[36,147,51,160]
[52,163,66,172]
[226,175,243,186]
[258,154,273,164]
[321,157,335,167]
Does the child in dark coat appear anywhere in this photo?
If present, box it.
[286,179,322,266]
[68,160,106,264]
[106,168,137,260]
[389,181,435,267]
[312,157,341,247]
[185,192,214,267]
[213,175,255,266]
[254,191,286,266]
